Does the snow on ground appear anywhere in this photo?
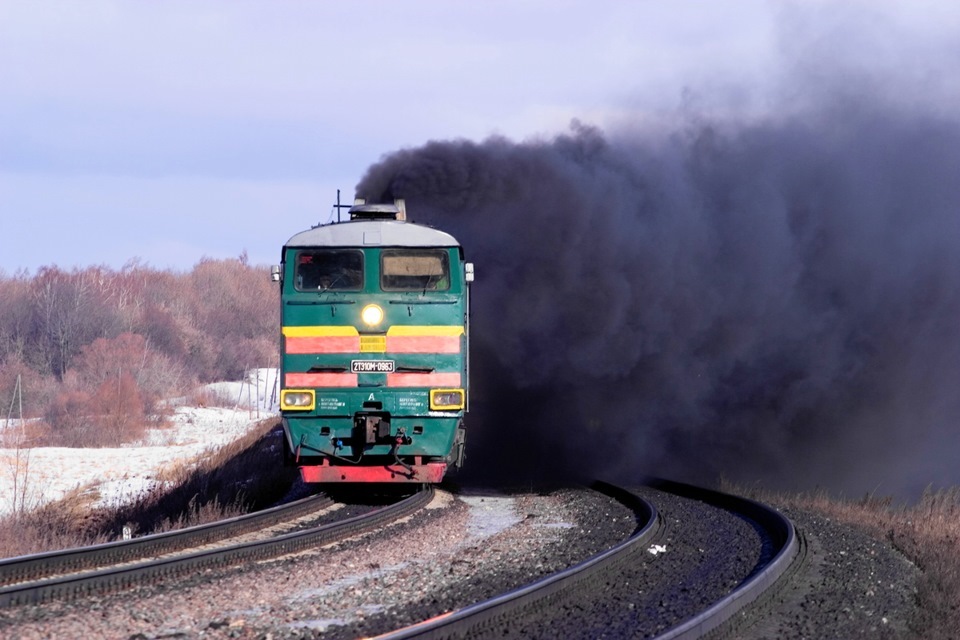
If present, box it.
[0,369,279,517]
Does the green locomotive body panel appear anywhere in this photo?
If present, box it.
[276,205,470,483]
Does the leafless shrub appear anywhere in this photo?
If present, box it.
[35,333,198,446]
[72,333,188,413]
[151,495,246,534]
[0,357,60,421]
[43,389,100,447]
[0,489,110,559]
[0,443,38,516]
[88,371,149,444]
[1,260,278,398]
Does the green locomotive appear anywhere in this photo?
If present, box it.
[273,199,473,483]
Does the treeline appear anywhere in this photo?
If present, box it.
[0,256,278,446]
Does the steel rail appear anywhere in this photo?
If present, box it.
[0,486,433,607]
[0,492,335,587]
[375,479,800,639]
[373,481,661,640]
[643,477,801,640]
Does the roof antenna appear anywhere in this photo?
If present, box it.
[332,189,352,223]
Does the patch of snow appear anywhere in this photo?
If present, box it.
[0,370,279,517]
[284,612,391,634]
[201,368,281,413]
[294,564,410,601]
[460,496,522,538]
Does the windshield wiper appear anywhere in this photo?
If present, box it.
[420,273,445,295]
[319,272,347,293]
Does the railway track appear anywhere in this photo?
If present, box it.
[0,486,432,607]
[0,480,799,637]
[376,479,799,639]
[639,478,801,639]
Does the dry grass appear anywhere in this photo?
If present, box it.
[728,481,960,640]
[88,418,297,539]
[0,491,112,559]
[0,419,298,557]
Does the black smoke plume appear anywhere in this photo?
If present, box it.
[356,105,960,497]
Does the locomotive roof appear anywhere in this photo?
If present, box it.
[284,219,460,249]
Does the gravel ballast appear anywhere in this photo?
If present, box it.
[486,485,767,638]
[0,487,634,639]
[732,505,920,639]
[0,485,921,638]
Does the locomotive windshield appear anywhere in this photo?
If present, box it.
[381,249,450,291]
[295,249,363,291]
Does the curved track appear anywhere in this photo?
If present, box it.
[375,482,661,639]
[643,477,801,640]
[0,487,432,607]
[376,479,799,639]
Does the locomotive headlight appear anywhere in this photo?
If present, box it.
[361,304,384,327]
[280,389,315,411]
[430,388,465,410]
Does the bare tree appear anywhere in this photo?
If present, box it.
[30,267,123,378]
[0,259,279,433]
[0,272,33,365]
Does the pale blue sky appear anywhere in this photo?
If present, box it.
[1,1,958,273]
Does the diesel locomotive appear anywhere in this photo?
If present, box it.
[273,198,473,483]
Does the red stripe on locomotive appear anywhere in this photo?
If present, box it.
[386,372,462,387]
[386,335,461,354]
[285,336,359,354]
[285,372,358,387]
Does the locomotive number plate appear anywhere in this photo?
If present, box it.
[351,359,395,373]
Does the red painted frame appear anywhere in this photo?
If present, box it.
[299,461,447,483]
